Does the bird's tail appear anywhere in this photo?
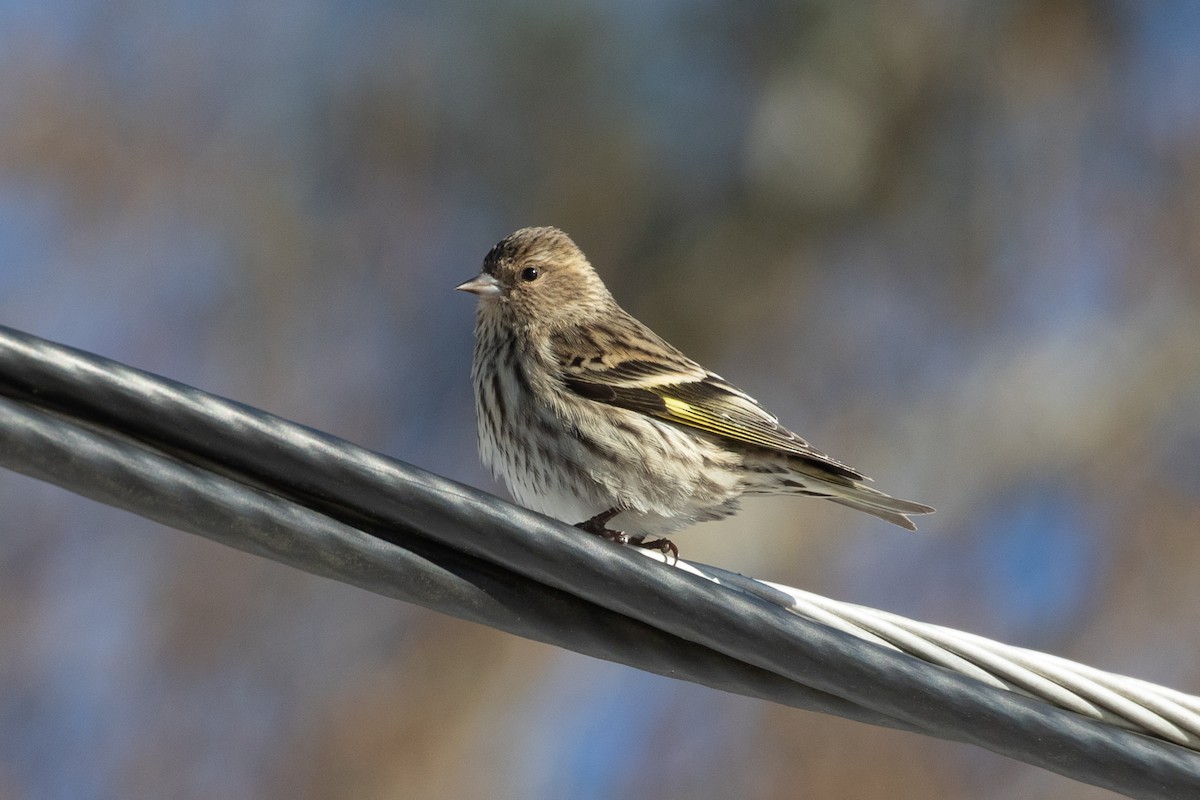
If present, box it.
[744,460,934,531]
[823,485,934,531]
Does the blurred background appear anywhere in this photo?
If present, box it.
[2,0,1199,797]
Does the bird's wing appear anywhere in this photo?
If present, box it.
[551,323,864,480]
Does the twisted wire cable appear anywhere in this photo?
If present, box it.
[677,560,1200,748]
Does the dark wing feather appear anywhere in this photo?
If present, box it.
[551,324,863,480]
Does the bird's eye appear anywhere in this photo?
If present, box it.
[520,266,540,282]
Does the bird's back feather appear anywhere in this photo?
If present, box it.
[552,319,865,479]
[550,316,934,530]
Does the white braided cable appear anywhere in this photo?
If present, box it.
[650,553,1200,750]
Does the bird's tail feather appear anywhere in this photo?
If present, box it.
[823,482,934,531]
[826,497,917,531]
[747,464,934,531]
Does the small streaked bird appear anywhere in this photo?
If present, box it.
[457,227,933,557]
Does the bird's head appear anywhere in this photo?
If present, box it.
[456,227,613,329]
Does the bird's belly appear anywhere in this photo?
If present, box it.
[478,387,744,537]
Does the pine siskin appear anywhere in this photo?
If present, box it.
[457,226,933,557]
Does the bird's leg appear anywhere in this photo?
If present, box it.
[576,510,679,563]
[635,537,680,564]
[575,507,627,544]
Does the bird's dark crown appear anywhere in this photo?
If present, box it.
[483,226,580,275]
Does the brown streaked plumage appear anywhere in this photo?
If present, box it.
[457,226,933,555]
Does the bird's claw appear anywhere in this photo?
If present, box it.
[575,508,627,544]
[635,537,679,564]
[575,509,679,562]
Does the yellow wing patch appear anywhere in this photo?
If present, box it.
[661,396,693,417]
[656,391,793,452]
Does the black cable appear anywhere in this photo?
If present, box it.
[1,324,1198,799]
[0,395,905,731]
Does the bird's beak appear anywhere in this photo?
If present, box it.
[455,273,501,297]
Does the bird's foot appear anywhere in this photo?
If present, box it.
[576,509,679,564]
[633,537,679,564]
[575,508,628,544]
